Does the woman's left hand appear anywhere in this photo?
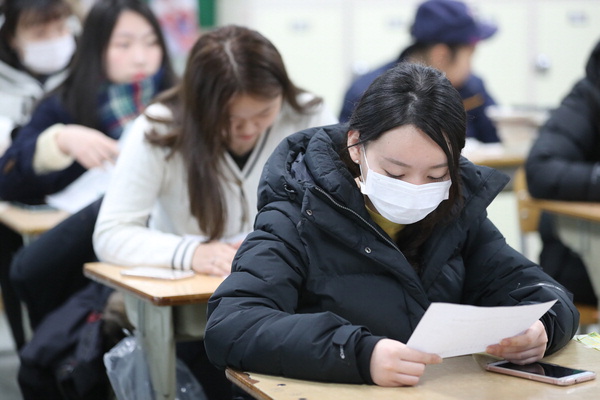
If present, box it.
[486,320,548,364]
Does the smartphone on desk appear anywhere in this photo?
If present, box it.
[120,267,195,280]
[486,360,596,386]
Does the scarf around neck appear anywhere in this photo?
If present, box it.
[98,67,164,139]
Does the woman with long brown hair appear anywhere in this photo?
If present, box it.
[93,24,336,398]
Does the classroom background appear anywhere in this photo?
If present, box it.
[213,0,600,267]
[2,0,600,398]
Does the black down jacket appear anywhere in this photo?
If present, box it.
[526,40,600,200]
[205,124,579,384]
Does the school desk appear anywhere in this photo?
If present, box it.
[463,145,525,193]
[528,199,600,315]
[227,340,598,400]
[468,153,525,170]
[0,201,69,348]
[83,262,225,400]
[0,201,69,243]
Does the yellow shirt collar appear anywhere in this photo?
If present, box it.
[366,204,405,241]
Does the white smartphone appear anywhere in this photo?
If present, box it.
[486,360,596,386]
[120,267,195,280]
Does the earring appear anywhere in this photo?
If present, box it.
[354,160,359,164]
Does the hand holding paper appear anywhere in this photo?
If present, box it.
[406,300,556,358]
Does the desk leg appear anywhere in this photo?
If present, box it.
[125,295,176,400]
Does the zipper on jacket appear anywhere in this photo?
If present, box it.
[313,186,407,261]
[339,345,345,360]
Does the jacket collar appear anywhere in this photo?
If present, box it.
[260,124,509,217]
[260,123,510,306]
[258,124,367,214]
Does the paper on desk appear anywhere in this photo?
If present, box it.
[44,124,133,214]
[406,300,556,358]
[46,164,113,213]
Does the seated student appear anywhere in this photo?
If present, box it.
[204,62,579,387]
[92,25,336,398]
[525,38,600,308]
[3,0,175,346]
[0,0,77,350]
[340,0,500,144]
[0,0,175,204]
[0,0,77,156]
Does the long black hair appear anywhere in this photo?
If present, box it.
[57,0,176,130]
[345,62,466,269]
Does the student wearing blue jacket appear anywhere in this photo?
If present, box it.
[340,0,500,144]
[0,0,175,352]
[0,0,175,203]
[0,0,77,350]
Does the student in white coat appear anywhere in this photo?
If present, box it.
[93,25,337,398]
[0,0,76,155]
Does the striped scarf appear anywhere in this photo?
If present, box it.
[98,68,164,138]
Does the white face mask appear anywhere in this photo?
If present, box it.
[21,34,76,74]
[359,146,452,224]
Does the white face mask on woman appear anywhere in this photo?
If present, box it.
[21,34,76,74]
[359,146,451,224]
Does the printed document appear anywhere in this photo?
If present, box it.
[406,300,556,358]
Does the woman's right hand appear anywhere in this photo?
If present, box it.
[55,124,120,169]
[370,338,442,386]
[191,241,238,277]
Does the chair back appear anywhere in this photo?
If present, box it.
[513,167,541,234]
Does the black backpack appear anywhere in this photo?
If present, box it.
[18,282,122,400]
[538,212,598,306]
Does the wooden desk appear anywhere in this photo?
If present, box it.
[526,198,600,314]
[464,148,525,192]
[531,199,600,224]
[227,341,598,400]
[468,153,525,170]
[463,139,526,171]
[0,202,69,348]
[0,201,69,241]
[84,262,225,400]
[84,262,223,306]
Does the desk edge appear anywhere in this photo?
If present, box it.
[83,265,213,306]
[226,369,274,400]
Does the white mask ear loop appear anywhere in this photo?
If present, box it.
[358,144,369,186]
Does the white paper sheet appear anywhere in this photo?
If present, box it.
[406,300,556,358]
[45,163,113,213]
[44,121,134,214]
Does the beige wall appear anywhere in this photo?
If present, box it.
[217,0,600,116]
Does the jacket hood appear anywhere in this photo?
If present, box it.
[258,124,509,221]
[257,124,371,219]
[586,40,600,87]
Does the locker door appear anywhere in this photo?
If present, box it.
[218,0,345,113]
[533,0,600,107]
[349,0,419,77]
[472,0,531,108]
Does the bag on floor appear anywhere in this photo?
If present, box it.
[18,282,115,399]
[104,334,207,400]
